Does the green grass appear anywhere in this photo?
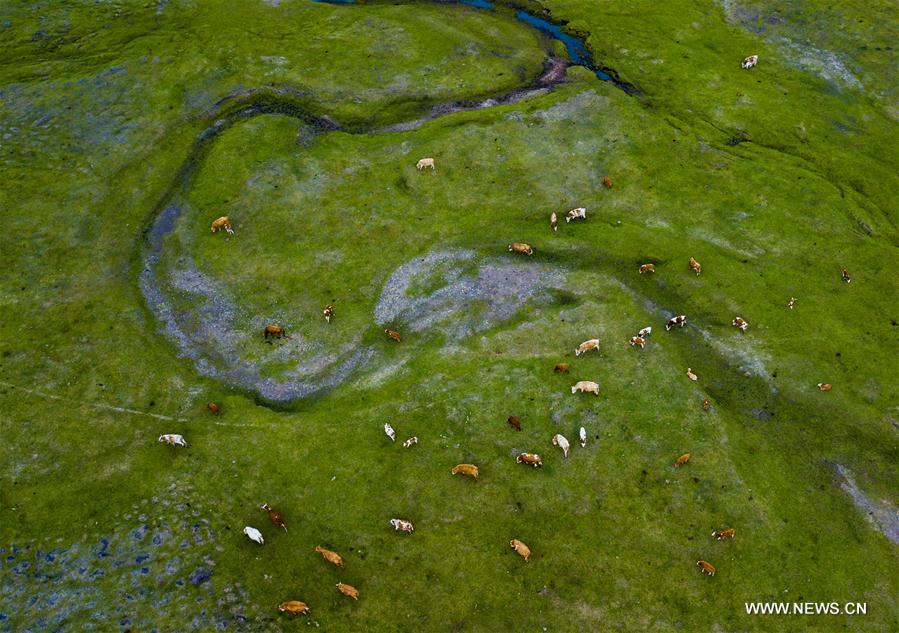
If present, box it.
[1,1,897,631]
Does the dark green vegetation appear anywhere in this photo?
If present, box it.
[1,1,897,631]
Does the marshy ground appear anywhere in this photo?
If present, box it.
[1,1,897,631]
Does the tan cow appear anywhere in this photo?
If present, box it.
[817,383,832,391]
[741,54,758,69]
[264,324,286,339]
[211,216,233,235]
[696,560,716,576]
[516,453,543,467]
[553,363,570,373]
[416,158,435,170]
[575,338,600,356]
[602,175,613,189]
[315,545,344,567]
[639,263,655,274]
[629,336,646,349]
[510,539,531,561]
[675,453,691,468]
[552,433,570,458]
[278,600,310,614]
[571,380,599,396]
[712,528,735,541]
[451,463,479,479]
[508,242,534,255]
[688,257,702,275]
[550,212,558,232]
[336,582,359,600]
[385,328,401,342]
[732,317,748,332]
[686,368,698,381]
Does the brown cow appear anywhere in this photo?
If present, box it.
[507,415,522,431]
[553,363,570,373]
[510,539,531,562]
[732,317,748,332]
[602,176,613,189]
[629,336,646,349]
[688,257,702,275]
[550,212,558,232]
[702,398,711,411]
[516,453,543,467]
[451,463,479,479]
[841,269,851,283]
[323,305,333,323]
[639,263,655,274]
[261,503,287,531]
[336,582,359,600]
[211,216,233,235]
[666,315,687,330]
[385,328,401,342]
[278,600,310,614]
[696,560,716,576]
[712,528,735,541]
[314,545,344,567]
[264,324,286,339]
[508,242,534,256]
[674,453,691,468]
[207,402,220,415]
[817,383,832,391]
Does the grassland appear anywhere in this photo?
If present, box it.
[1,1,897,631]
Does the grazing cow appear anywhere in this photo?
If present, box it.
[629,336,646,349]
[666,315,687,330]
[553,363,570,373]
[579,426,587,448]
[575,338,600,356]
[565,207,586,223]
[278,600,310,615]
[389,518,414,533]
[696,560,716,576]
[510,539,531,562]
[206,402,220,415]
[211,216,234,235]
[841,269,851,283]
[788,297,796,309]
[451,463,479,479]
[264,324,286,339]
[314,545,344,567]
[516,453,543,467]
[732,317,748,332]
[402,436,418,448]
[508,242,534,255]
[741,54,758,69]
[507,415,522,431]
[638,263,655,274]
[571,380,600,396]
[243,526,264,545]
[158,434,186,447]
[323,304,333,323]
[638,326,652,338]
[712,528,735,541]
[674,453,691,468]
[384,423,397,442]
[686,368,698,381]
[688,257,702,275]
[416,158,435,171]
[552,434,570,458]
[336,582,359,600]
[385,328,401,342]
[602,176,613,189]
[550,212,558,232]
[261,503,287,531]
[817,383,832,391]
[703,398,711,411]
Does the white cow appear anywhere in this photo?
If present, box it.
[571,380,600,396]
[565,207,587,222]
[416,158,435,170]
[638,326,652,338]
[389,518,414,533]
[384,423,396,442]
[550,212,558,232]
[552,433,570,458]
[579,427,587,448]
[575,338,600,357]
[742,54,758,69]
[243,526,264,545]
[158,434,187,447]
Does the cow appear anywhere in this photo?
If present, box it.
[732,317,748,332]
[211,216,234,235]
[788,297,796,309]
[385,328,401,342]
[696,560,716,576]
[507,415,522,431]
[686,367,698,381]
[451,463,479,479]
[402,436,418,448]
[629,336,646,349]
[261,503,287,531]
[314,545,344,567]
[416,158,435,171]
[638,263,655,274]
[158,434,186,447]
[817,383,832,391]
[703,398,711,411]
[264,324,286,339]
[712,528,735,541]
[602,175,613,189]
[638,326,652,338]
[741,54,758,69]
[508,242,534,255]
[510,539,531,562]
[841,269,851,283]
[688,257,702,275]
[575,338,600,356]
[389,518,414,533]
[206,402,220,415]
[336,582,359,600]
[552,434,570,458]
[579,426,587,448]
[384,423,396,442]
[278,600,310,615]
[666,315,687,330]
[550,212,558,232]
[674,453,691,468]
[571,380,600,396]
[323,305,333,323]
[553,363,570,373]
[243,526,264,545]
[516,453,543,467]
[565,207,586,223]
